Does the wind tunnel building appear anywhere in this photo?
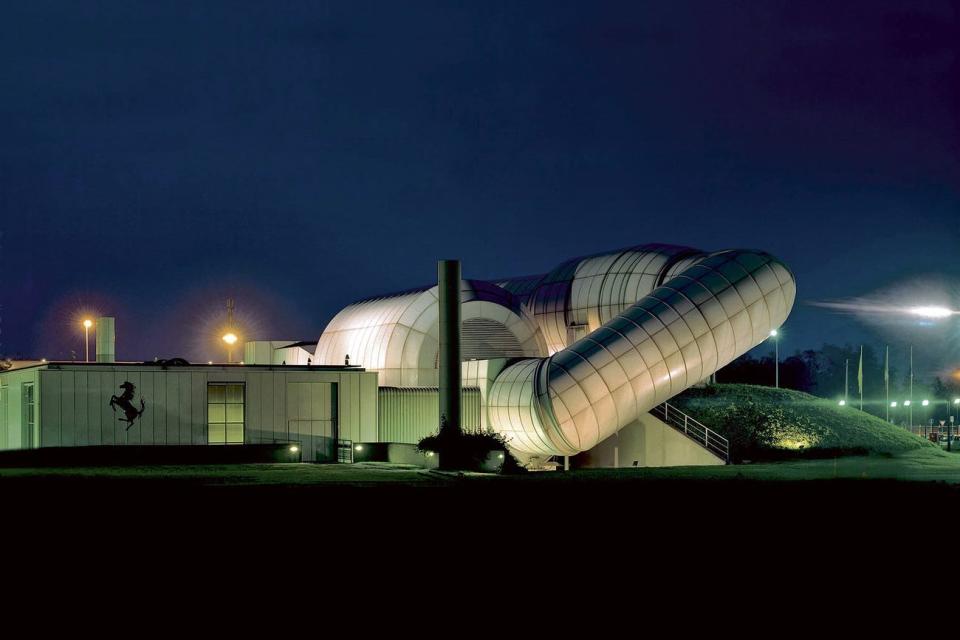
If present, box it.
[0,243,794,468]
[313,244,796,466]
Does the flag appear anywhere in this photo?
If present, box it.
[858,345,863,395]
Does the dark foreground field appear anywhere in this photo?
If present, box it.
[5,450,960,531]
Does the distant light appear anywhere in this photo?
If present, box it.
[954,399,960,405]
[769,329,778,337]
[498,453,505,459]
[904,400,911,407]
[288,445,299,453]
[41,358,47,363]
[222,332,238,345]
[355,444,363,452]
[891,401,898,408]
[83,319,93,329]
[239,361,244,365]
[426,451,435,457]
[207,361,213,365]
[922,399,930,406]
[838,399,846,406]
[907,306,953,319]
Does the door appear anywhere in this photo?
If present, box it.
[286,382,338,462]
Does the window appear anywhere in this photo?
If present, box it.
[208,383,244,444]
[22,383,35,448]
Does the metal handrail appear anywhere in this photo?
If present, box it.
[650,402,730,463]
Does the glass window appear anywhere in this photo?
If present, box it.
[207,383,244,445]
[22,383,35,448]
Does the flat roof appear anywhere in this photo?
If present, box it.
[0,361,366,373]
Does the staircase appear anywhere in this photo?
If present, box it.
[649,403,729,463]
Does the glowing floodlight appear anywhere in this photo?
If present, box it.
[838,400,846,406]
[222,332,238,345]
[769,329,778,337]
[954,399,960,405]
[891,401,898,408]
[922,399,929,406]
[83,319,93,329]
[907,306,953,319]
[904,400,911,407]
[355,444,364,452]
[288,445,299,453]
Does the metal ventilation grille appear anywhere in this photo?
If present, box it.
[461,318,527,359]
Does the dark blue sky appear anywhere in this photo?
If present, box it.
[2,1,958,372]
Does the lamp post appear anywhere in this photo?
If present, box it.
[769,329,779,388]
[83,319,93,362]
[222,332,238,363]
[951,399,959,452]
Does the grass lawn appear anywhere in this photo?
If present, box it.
[673,383,933,459]
[3,448,960,486]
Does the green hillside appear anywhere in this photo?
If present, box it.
[672,384,935,462]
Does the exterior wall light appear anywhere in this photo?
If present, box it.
[355,444,363,452]
[288,445,299,453]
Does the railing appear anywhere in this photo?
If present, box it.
[650,402,730,463]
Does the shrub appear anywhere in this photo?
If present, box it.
[417,428,525,474]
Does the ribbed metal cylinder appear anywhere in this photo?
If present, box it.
[438,259,461,434]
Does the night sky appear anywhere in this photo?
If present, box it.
[2,1,958,374]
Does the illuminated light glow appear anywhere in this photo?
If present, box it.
[954,399,960,405]
[498,453,505,459]
[891,401,898,408]
[904,400,911,407]
[207,361,213,365]
[41,358,47,363]
[83,319,93,329]
[222,332,238,345]
[907,306,954,319]
[426,451,435,457]
[838,399,846,406]
[288,445,299,453]
[769,329,778,337]
[922,399,929,406]
[239,361,244,365]
[355,444,363,452]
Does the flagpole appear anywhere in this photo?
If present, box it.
[859,345,864,411]
[885,345,889,422]
[909,345,914,430]
[844,359,849,404]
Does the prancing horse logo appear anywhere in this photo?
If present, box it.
[110,381,146,430]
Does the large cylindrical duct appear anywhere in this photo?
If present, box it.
[96,316,116,363]
[487,249,796,456]
[438,259,462,433]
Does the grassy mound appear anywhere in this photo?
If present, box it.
[672,384,934,462]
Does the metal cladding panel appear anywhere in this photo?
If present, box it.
[488,249,796,456]
[378,386,481,444]
[315,280,546,388]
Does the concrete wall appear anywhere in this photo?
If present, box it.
[574,412,725,468]
[1,364,378,461]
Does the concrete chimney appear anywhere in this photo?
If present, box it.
[96,317,115,363]
[438,260,462,436]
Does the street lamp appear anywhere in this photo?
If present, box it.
[222,332,238,363]
[769,329,779,388]
[838,399,846,406]
[83,319,93,362]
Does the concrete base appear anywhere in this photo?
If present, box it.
[573,413,725,469]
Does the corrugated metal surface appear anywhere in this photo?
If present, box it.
[9,365,378,455]
[378,386,481,444]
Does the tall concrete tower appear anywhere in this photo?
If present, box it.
[437,259,462,436]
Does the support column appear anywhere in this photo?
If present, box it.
[438,259,462,438]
